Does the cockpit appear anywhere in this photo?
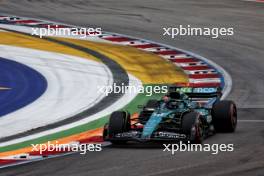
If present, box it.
[165,100,185,109]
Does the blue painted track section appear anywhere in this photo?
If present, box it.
[0,57,47,117]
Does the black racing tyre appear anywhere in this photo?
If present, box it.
[212,100,237,133]
[182,112,204,144]
[108,111,130,144]
[145,99,159,110]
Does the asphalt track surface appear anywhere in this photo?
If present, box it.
[0,0,264,176]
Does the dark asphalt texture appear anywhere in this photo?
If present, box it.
[0,0,263,176]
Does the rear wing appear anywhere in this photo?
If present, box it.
[168,86,222,98]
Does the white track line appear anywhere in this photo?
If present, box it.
[0,26,141,146]
[238,120,264,122]
[0,45,111,138]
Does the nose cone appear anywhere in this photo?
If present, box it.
[141,112,163,139]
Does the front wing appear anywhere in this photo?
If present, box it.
[104,130,188,142]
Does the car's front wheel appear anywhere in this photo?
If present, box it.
[182,112,204,144]
[107,111,130,144]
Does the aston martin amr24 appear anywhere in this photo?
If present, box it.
[103,85,237,144]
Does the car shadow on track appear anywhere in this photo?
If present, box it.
[105,141,178,149]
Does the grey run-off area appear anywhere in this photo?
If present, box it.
[0,0,264,176]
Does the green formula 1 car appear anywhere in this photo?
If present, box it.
[103,85,237,144]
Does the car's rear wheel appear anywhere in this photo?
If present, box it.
[108,111,130,144]
[182,112,204,144]
[212,100,237,132]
